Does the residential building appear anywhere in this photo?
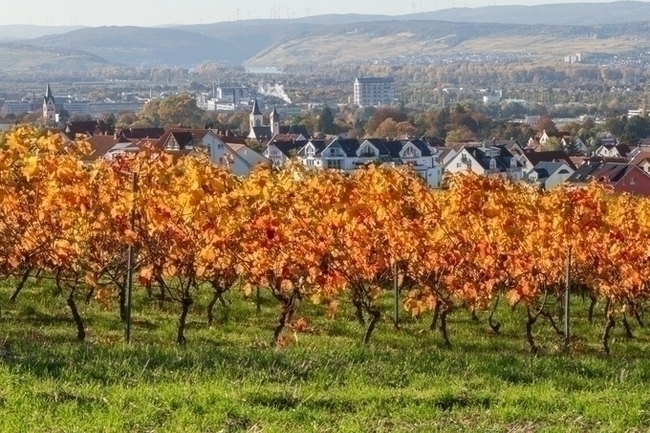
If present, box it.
[114,127,166,141]
[567,161,650,196]
[631,151,650,174]
[63,120,114,139]
[353,77,396,107]
[295,136,442,187]
[161,129,270,176]
[527,161,575,190]
[593,143,633,158]
[445,144,524,181]
[433,147,459,167]
[262,136,309,167]
[518,150,577,178]
[527,130,571,149]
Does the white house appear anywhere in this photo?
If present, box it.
[527,161,575,190]
[159,129,269,176]
[518,150,577,179]
[445,144,524,181]
[593,143,633,159]
[262,136,310,167]
[297,136,443,188]
[433,147,459,167]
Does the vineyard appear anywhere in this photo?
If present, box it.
[0,124,650,353]
[1,126,650,353]
[4,126,650,431]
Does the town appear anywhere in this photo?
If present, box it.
[4,81,650,195]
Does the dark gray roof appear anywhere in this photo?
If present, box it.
[464,145,522,171]
[533,161,567,180]
[250,126,273,139]
[400,139,433,157]
[271,105,279,118]
[266,140,307,157]
[298,139,328,157]
[524,150,576,170]
[327,138,362,157]
[279,124,310,138]
[355,77,394,83]
[567,162,630,184]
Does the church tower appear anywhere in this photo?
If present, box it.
[271,105,280,135]
[249,98,263,130]
[43,83,56,122]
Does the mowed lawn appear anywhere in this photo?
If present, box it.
[2,282,650,432]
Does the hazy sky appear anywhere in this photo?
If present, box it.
[0,0,637,26]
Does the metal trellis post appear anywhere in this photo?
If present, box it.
[564,246,571,353]
[125,172,138,344]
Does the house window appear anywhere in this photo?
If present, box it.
[489,159,497,170]
[306,147,315,157]
[404,146,417,157]
[329,148,337,155]
[510,158,516,168]
[457,163,461,168]
[630,177,637,185]
[327,159,342,169]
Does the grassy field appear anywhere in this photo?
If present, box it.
[2,282,650,432]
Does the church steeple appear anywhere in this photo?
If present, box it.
[43,83,57,122]
[271,105,280,135]
[250,98,263,130]
[45,83,54,102]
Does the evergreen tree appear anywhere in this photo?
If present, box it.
[564,138,584,156]
[318,105,336,135]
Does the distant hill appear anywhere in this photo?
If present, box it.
[2,1,650,69]
[246,20,650,66]
[172,22,326,63]
[409,1,650,25]
[28,26,240,66]
[0,43,111,72]
[0,25,85,41]
[176,1,650,27]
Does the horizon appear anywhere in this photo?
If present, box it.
[0,0,647,27]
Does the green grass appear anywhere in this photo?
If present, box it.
[2,282,650,432]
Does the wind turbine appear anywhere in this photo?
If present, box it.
[235,8,241,20]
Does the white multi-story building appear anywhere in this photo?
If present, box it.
[286,136,442,187]
[353,77,395,107]
[2,100,33,115]
[216,86,249,104]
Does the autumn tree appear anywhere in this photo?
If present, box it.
[535,116,558,134]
